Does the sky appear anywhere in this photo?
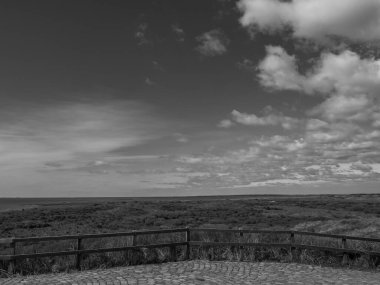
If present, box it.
[1,0,380,197]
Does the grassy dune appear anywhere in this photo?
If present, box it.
[1,194,380,275]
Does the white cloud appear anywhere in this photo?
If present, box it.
[0,101,164,169]
[228,108,300,130]
[306,130,348,144]
[208,43,380,187]
[308,94,372,122]
[306,122,359,144]
[286,138,307,152]
[218,119,234,128]
[177,156,204,164]
[252,135,306,152]
[331,163,371,177]
[170,126,380,188]
[237,0,380,43]
[232,109,277,125]
[372,164,380,173]
[358,130,380,140]
[306,50,380,96]
[170,41,380,189]
[172,24,185,42]
[258,47,380,132]
[306,119,328,131]
[195,29,230,56]
[258,46,304,91]
[135,22,151,45]
[336,141,377,151]
[177,146,261,166]
[173,133,189,143]
[232,179,326,188]
[259,47,380,97]
[227,146,260,163]
[236,58,255,71]
[373,113,380,127]
[254,135,288,147]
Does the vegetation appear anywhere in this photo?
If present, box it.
[1,194,380,276]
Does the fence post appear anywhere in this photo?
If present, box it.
[170,245,176,261]
[239,228,243,261]
[132,232,136,246]
[341,238,348,265]
[289,232,295,261]
[76,238,82,271]
[185,228,190,260]
[8,239,15,275]
[129,232,137,265]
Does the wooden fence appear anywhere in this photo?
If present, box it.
[0,228,190,274]
[1,228,380,274]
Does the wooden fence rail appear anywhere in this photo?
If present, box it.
[0,228,189,273]
[1,228,380,274]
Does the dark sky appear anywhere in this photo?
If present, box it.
[0,0,302,115]
[1,0,380,197]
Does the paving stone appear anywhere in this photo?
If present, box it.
[1,260,380,285]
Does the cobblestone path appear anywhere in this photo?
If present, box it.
[2,260,380,285]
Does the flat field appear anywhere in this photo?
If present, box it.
[1,194,380,238]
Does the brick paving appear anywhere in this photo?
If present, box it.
[1,260,380,285]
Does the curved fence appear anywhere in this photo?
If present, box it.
[1,228,380,274]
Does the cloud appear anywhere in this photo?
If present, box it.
[373,113,380,127]
[145,77,155,85]
[177,156,204,164]
[0,101,165,169]
[152,61,165,72]
[173,3,380,189]
[173,124,380,188]
[215,0,236,19]
[252,135,307,152]
[135,22,151,45]
[237,0,380,43]
[307,94,372,122]
[221,108,300,130]
[305,50,380,96]
[258,46,305,91]
[258,46,380,97]
[218,119,234,128]
[195,29,230,56]
[172,24,185,42]
[236,58,255,71]
[303,121,380,163]
[173,133,189,143]
[306,124,356,144]
[232,179,326,188]
[177,146,261,166]
[306,119,329,131]
[258,46,380,129]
